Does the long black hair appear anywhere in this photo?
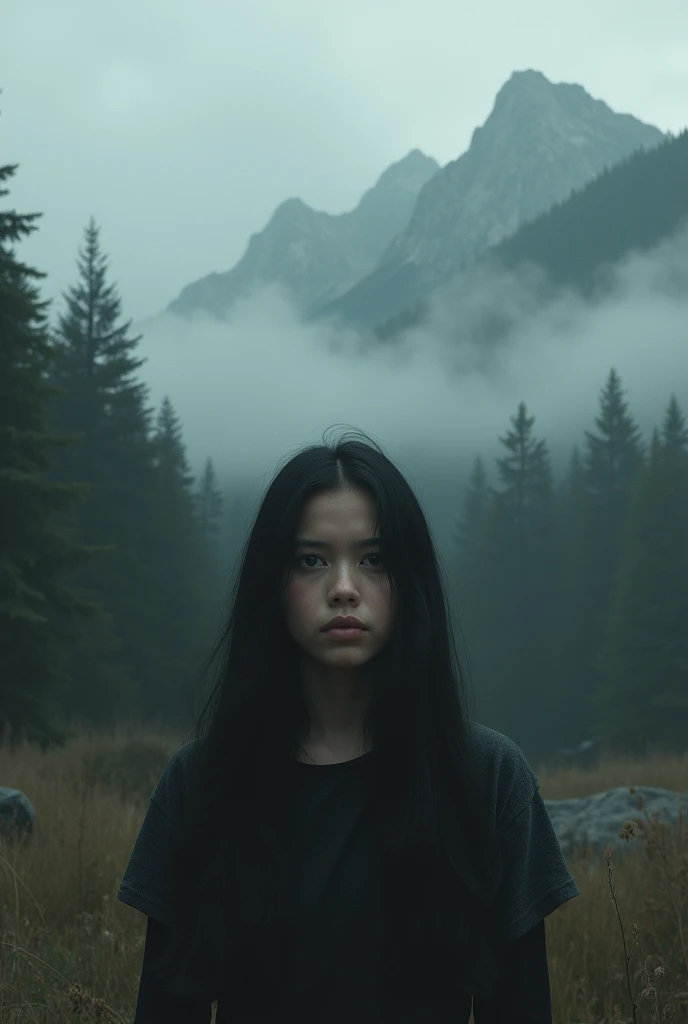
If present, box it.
[150,427,504,1016]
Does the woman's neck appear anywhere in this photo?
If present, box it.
[297,733,372,764]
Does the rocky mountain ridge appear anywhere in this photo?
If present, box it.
[168,148,439,319]
[165,69,666,330]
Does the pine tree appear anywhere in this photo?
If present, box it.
[141,397,213,728]
[46,218,158,725]
[493,401,556,572]
[592,396,688,755]
[563,369,646,749]
[489,403,561,759]
[0,163,100,746]
[49,217,153,541]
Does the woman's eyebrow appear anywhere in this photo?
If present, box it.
[294,537,381,548]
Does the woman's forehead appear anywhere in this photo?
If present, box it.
[299,486,378,528]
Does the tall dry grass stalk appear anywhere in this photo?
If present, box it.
[0,725,686,1023]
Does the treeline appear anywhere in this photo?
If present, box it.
[0,161,245,746]
[494,128,688,295]
[450,375,688,767]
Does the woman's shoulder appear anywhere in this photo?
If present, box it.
[465,722,540,830]
[467,721,532,763]
[150,739,201,813]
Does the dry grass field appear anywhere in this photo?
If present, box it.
[0,725,686,1023]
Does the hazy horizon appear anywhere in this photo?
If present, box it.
[132,221,688,561]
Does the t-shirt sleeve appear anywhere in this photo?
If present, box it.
[116,743,192,926]
[117,794,173,925]
[494,778,581,945]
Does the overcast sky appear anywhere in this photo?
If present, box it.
[3,0,688,321]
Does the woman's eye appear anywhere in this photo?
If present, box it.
[365,553,384,568]
[300,554,322,568]
[297,553,384,569]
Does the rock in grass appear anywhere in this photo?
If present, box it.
[0,786,36,841]
[545,786,688,864]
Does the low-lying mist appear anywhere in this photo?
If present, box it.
[133,223,688,559]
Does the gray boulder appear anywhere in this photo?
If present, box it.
[0,786,37,841]
[544,786,688,869]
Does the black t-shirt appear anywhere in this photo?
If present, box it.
[117,723,580,1022]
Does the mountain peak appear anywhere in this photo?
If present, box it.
[490,68,619,126]
[490,68,570,120]
[379,148,439,178]
[271,196,313,224]
[365,149,439,198]
[317,70,665,327]
[501,68,551,92]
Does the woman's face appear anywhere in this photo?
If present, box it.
[282,485,395,671]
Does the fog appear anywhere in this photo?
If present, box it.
[133,220,688,560]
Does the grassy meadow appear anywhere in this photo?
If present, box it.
[0,726,686,1023]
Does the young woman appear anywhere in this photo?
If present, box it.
[117,429,580,1023]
